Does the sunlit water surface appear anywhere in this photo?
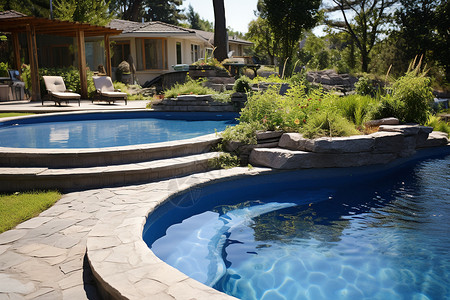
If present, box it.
[145,154,450,300]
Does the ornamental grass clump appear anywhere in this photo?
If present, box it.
[164,76,217,98]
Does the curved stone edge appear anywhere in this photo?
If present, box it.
[0,133,221,168]
[86,167,272,300]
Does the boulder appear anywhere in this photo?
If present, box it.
[256,130,284,141]
[249,148,397,169]
[416,131,449,148]
[378,124,421,136]
[365,118,399,127]
[278,133,308,151]
[371,131,404,154]
[304,135,374,153]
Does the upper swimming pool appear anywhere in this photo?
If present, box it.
[0,111,238,149]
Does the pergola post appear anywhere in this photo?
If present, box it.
[26,24,40,101]
[12,32,21,74]
[104,34,112,77]
[76,29,88,99]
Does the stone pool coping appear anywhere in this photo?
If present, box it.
[86,145,450,300]
[87,167,270,300]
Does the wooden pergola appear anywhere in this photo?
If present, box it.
[0,10,122,100]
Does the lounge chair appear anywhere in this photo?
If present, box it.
[92,76,127,105]
[42,76,81,106]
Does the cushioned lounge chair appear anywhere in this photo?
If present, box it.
[42,76,81,106]
[92,76,127,105]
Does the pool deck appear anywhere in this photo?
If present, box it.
[0,100,149,113]
[0,167,266,299]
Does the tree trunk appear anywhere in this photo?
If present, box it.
[213,0,228,62]
[123,0,142,21]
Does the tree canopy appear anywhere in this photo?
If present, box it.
[258,0,321,75]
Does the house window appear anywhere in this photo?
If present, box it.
[176,42,182,64]
[191,44,200,63]
[112,41,130,67]
[205,48,213,58]
[136,38,168,70]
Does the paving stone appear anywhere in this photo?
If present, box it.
[57,272,82,290]
[28,245,67,258]
[15,217,53,230]
[0,230,26,245]
[61,285,89,300]
[0,251,31,270]
[27,289,61,300]
[0,245,11,256]
[59,258,83,275]
[12,259,64,283]
[0,274,35,294]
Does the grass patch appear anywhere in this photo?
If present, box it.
[0,191,61,233]
[0,113,34,118]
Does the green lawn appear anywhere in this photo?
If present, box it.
[0,113,34,118]
[0,191,61,233]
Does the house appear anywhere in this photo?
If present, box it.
[85,19,253,84]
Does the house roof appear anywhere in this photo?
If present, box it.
[0,10,121,37]
[191,29,253,46]
[108,19,253,45]
[108,19,195,35]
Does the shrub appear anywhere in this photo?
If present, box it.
[209,153,241,169]
[221,121,263,144]
[0,62,8,77]
[301,111,360,139]
[355,76,374,96]
[233,75,252,93]
[389,66,433,124]
[21,65,96,98]
[336,94,378,126]
[368,95,404,121]
[163,76,217,98]
[426,115,450,134]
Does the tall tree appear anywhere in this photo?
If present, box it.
[396,0,449,80]
[213,0,228,61]
[186,4,201,29]
[247,17,277,65]
[54,0,112,25]
[259,0,321,75]
[0,0,50,18]
[325,0,398,72]
[145,0,185,25]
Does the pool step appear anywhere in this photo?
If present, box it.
[0,134,221,168]
[0,152,221,192]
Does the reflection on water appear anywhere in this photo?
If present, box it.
[148,155,450,300]
[0,118,234,148]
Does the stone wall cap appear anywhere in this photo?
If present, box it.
[379,125,421,136]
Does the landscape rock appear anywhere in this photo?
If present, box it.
[371,131,405,154]
[365,118,399,127]
[249,148,397,169]
[278,133,308,151]
[304,135,374,153]
[417,131,449,148]
[378,124,422,136]
[256,130,284,141]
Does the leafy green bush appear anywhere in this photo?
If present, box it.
[426,115,450,134]
[221,122,263,144]
[22,65,96,98]
[355,76,374,96]
[335,94,378,126]
[368,95,404,121]
[301,111,360,139]
[0,62,8,77]
[164,76,217,98]
[209,153,241,169]
[389,67,433,124]
[233,75,252,93]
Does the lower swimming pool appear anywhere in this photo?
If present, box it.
[144,152,450,300]
[0,111,238,148]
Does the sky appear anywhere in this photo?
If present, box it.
[180,0,259,34]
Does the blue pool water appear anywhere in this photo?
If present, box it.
[0,111,237,148]
[144,151,450,300]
